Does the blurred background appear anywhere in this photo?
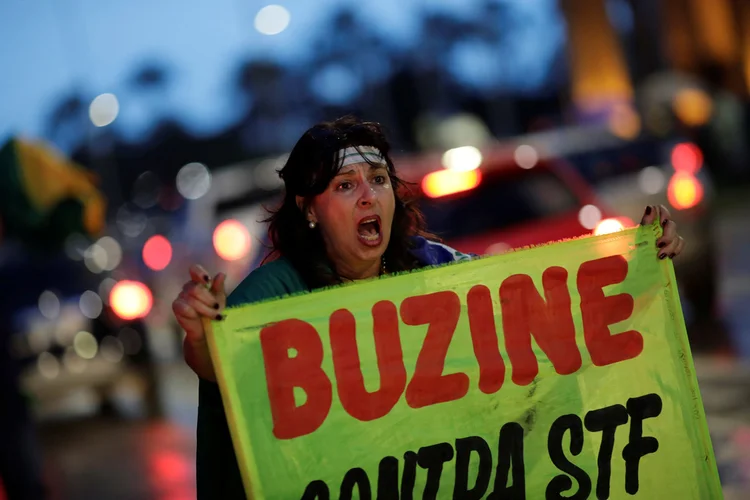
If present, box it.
[1,0,750,498]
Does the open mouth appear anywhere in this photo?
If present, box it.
[357,215,382,246]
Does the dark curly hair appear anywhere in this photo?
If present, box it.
[263,116,435,288]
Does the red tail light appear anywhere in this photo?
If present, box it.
[422,170,482,198]
[671,143,703,174]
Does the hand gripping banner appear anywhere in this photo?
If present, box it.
[207,223,722,499]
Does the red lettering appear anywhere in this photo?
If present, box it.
[467,285,505,394]
[577,255,643,366]
[400,291,469,408]
[500,267,581,386]
[260,319,332,439]
[330,301,407,421]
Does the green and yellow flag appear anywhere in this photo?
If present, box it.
[209,223,721,499]
[0,137,106,246]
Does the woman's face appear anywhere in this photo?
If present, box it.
[306,161,395,279]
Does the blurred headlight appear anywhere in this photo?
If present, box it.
[594,218,626,236]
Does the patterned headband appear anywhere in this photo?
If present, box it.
[336,146,385,168]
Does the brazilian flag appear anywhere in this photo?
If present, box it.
[0,137,106,248]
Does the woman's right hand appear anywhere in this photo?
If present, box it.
[172,264,227,381]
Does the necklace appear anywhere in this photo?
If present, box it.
[380,256,387,276]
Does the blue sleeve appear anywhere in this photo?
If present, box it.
[409,236,477,266]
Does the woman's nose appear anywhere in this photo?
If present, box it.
[358,184,376,206]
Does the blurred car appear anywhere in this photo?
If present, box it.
[567,135,717,334]
[2,252,162,420]
[399,130,717,339]
[408,152,628,256]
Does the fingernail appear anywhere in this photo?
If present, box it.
[213,303,220,310]
[658,242,666,248]
[216,314,224,321]
[645,206,652,215]
[659,253,667,260]
[203,275,210,283]
[662,219,669,227]
[669,253,676,259]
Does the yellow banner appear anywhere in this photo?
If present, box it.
[209,223,721,499]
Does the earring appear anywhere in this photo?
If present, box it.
[309,221,316,229]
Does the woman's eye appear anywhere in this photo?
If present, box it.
[337,181,353,191]
[374,175,386,184]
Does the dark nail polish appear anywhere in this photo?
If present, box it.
[213,303,220,309]
[662,219,669,227]
[658,242,666,248]
[645,206,652,215]
[216,314,224,321]
[659,253,666,260]
[669,253,676,259]
[204,275,210,282]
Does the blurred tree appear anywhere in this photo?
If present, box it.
[45,93,89,153]
[131,62,170,88]
[305,7,398,134]
[234,59,315,156]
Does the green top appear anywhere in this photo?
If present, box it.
[197,258,308,500]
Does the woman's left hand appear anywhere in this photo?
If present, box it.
[640,204,685,260]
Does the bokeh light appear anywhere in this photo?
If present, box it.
[422,169,482,198]
[89,93,120,127]
[254,5,291,35]
[84,243,108,273]
[671,142,703,174]
[441,146,482,172]
[514,145,539,170]
[176,162,212,200]
[37,352,60,379]
[578,204,602,230]
[673,88,713,127]
[667,172,704,210]
[637,166,666,195]
[96,236,123,271]
[73,331,98,360]
[143,235,173,271]
[110,281,153,320]
[607,104,641,140]
[101,336,125,363]
[38,290,60,320]
[79,290,103,319]
[63,347,86,374]
[213,220,252,261]
[594,218,626,236]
